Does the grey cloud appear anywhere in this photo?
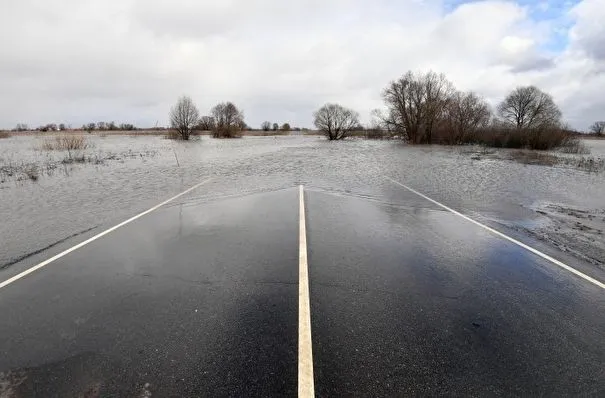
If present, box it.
[510,56,555,73]
[0,0,603,130]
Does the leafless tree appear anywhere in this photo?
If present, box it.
[170,96,200,140]
[119,123,135,131]
[422,71,456,143]
[198,116,216,131]
[14,123,28,132]
[281,123,291,131]
[442,91,491,144]
[382,70,454,144]
[497,86,562,129]
[210,102,244,138]
[272,123,279,131]
[261,121,271,131]
[590,121,605,135]
[313,103,360,140]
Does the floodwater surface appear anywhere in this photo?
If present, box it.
[1,135,604,271]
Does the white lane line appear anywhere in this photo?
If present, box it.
[298,185,315,397]
[0,178,213,290]
[386,177,605,290]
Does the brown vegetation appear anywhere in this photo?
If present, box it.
[509,151,604,172]
[41,134,88,151]
[0,131,11,139]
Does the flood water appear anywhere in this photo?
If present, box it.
[1,135,604,271]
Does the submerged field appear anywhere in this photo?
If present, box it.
[1,134,604,271]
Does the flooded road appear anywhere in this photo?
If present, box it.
[2,135,604,270]
[1,135,605,396]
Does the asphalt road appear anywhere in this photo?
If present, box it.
[1,181,605,397]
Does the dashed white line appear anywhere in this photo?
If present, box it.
[386,177,605,290]
[298,185,315,397]
[0,178,213,290]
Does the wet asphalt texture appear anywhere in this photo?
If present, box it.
[1,180,605,396]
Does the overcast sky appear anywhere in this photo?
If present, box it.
[1,0,603,130]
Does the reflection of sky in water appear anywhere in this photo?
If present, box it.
[1,135,603,271]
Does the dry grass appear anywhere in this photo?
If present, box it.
[509,151,559,166]
[509,150,604,172]
[41,134,89,151]
[568,157,605,172]
[0,131,11,139]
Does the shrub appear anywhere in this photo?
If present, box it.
[164,130,182,140]
[212,126,242,138]
[365,128,389,139]
[559,137,590,154]
[0,131,10,139]
[41,135,89,153]
[472,125,571,150]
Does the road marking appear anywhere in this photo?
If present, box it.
[386,177,605,290]
[298,185,315,397]
[0,178,213,290]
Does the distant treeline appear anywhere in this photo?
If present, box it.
[12,122,137,132]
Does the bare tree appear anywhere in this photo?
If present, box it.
[210,102,244,138]
[281,123,291,131]
[272,123,279,131]
[382,70,454,144]
[198,116,216,131]
[497,86,562,129]
[590,121,605,135]
[170,96,200,140]
[442,91,491,144]
[119,123,136,131]
[313,103,360,140]
[14,123,28,132]
[261,121,271,131]
[422,71,455,143]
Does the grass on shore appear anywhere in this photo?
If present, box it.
[509,150,604,172]
[0,131,11,139]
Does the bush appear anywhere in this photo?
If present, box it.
[212,126,242,138]
[365,128,389,139]
[164,130,182,140]
[471,125,570,150]
[559,137,590,154]
[0,131,10,139]
[41,135,89,151]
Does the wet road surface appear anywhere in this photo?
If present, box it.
[2,178,605,396]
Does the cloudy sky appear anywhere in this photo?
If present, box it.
[1,0,603,130]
